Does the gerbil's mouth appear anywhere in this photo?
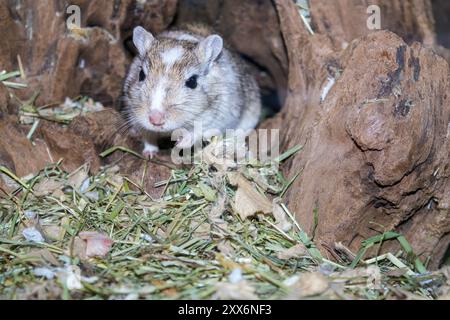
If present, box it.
[145,124,168,132]
[148,127,172,133]
[141,120,178,133]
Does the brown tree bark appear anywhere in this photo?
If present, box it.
[271,0,450,268]
[310,0,436,48]
[0,0,177,109]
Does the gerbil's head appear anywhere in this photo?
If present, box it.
[123,26,224,133]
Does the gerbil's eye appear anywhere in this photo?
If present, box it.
[185,75,198,89]
[139,68,146,82]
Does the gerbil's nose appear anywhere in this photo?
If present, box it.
[149,111,165,126]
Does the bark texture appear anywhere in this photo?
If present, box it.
[272,0,450,268]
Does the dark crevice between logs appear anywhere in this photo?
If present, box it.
[432,0,450,49]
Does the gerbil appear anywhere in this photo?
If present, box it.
[123,25,261,157]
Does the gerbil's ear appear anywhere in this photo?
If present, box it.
[133,26,154,56]
[197,35,223,71]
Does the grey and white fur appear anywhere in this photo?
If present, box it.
[123,25,261,157]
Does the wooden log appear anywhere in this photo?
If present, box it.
[272,0,450,268]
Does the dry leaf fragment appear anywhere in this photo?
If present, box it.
[198,181,217,202]
[208,195,229,236]
[108,174,124,188]
[68,236,87,260]
[52,188,66,201]
[336,265,382,290]
[213,259,257,299]
[22,227,45,243]
[27,248,61,266]
[79,231,114,258]
[23,211,39,228]
[33,178,64,197]
[209,195,226,221]
[68,167,89,190]
[228,173,272,220]
[287,272,330,299]
[43,225,65,241]
[385,268,409,277]
[33,267,57,280]
[440,266,450,286]
[201,137,247,172]
[246,167,282,194]
[336,265,381,279]
[277,243,309,260]
[217,240,235,257]
[272,202,293,232]
[57,265,83,290]
[214,280,258,300]
[191,220,211,239]
[334,242,356,260]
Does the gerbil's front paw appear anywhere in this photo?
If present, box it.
[143,143,159,159]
